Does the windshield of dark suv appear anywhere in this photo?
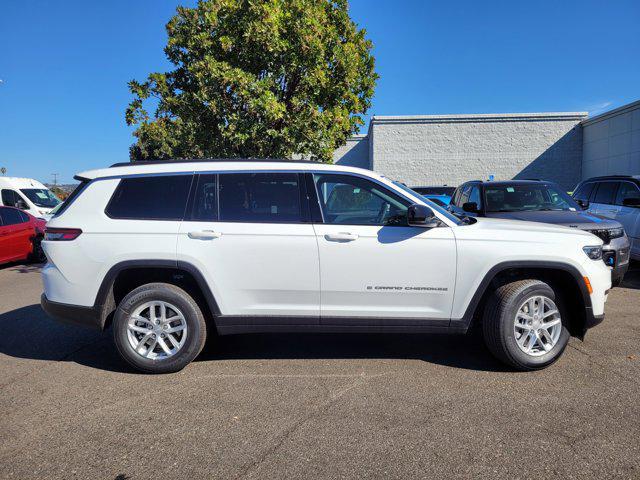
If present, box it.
[484,183,579,213]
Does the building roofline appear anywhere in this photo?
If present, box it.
[581,99,640,126]
[371,111,587,124]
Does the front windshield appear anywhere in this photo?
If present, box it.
[392,181,463,225]
[20,188,62,208]
[484,184,579,213]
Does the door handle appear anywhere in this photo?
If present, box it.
[188,230,222,240]
[324,232,359,242]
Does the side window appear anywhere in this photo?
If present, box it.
[218,173,302,223]
[615,182,640,206]
[592,182,618,205]
[106,175,193,220]
[189,174,218,221]
[1,189,18,207]
[313,174,409,226]
[468,185,482,208]
[458,185,472,206]
[0,207,23,226]
[573,182,595,202]
[18,211,29,223]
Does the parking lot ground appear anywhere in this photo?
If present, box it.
[1,263,639,480]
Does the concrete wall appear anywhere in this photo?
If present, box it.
[332,134,370,169]
[581,100,640,179]
[367,113,586,190]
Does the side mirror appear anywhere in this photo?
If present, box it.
[407,204,439,227]
[623,197,640,207]
[462,202,478,213]
[15,199,28,210]
[576,199,589,210]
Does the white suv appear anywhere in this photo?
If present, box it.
[41,160,611,373]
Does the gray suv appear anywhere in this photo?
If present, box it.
[448,180,630,286]
[573,176,640,262]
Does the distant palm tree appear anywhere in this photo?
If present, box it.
[0,167,6,175]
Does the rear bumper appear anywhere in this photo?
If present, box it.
[41,294,103,330]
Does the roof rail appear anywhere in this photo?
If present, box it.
[109,158,326,168]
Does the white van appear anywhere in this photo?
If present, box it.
[0,177,62,218]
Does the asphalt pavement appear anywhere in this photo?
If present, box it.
[1,262,639,479]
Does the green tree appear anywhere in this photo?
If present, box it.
[126,0,377,162]
[0,167,6,175]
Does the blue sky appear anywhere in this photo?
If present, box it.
[1,0,638,183]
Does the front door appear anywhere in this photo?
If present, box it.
[177,172,320,319]
[309,173,456,322]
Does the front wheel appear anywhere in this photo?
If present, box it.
[113,283,207,374]
[482,279,570,371]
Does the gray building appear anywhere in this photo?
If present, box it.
[334,99,640,191]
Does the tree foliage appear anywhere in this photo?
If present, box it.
[126,0,377,162]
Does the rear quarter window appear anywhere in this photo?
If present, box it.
[106,175,193,220]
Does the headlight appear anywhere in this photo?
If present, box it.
[608,227,624,239]
[583,245,603,260]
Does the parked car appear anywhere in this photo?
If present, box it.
[573,175,640,261]
[41,160,610,373]
[0,206,46,265]
[0,177,62,218]
[411,185,455,205]
[448,180,630,286]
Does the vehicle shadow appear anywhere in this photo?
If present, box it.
[621,261,640,290]
[0,262,44,273]
[0,304,508,373]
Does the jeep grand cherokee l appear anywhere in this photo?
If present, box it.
[41,160,611,373]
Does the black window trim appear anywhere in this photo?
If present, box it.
[104,173,195,221]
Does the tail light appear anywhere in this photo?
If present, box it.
[44,228,83,241]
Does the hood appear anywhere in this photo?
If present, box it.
[485,210,622,230]
[470,216,596,240]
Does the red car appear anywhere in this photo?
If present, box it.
[0,206,47,265]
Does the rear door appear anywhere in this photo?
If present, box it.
[0,210,10,263]
[310,172,456,322]
[0,207,30,261]
[177,172,320,319]
[613,181,640,248]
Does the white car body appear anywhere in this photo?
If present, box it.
[0,176,61,218]
[41,161,610,338]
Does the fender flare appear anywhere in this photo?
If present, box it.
[456,260,594,331]
[94,259,221,330]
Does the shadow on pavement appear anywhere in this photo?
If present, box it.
[621,261,640,290]
[0,304,507,373]
[0,262,44,273]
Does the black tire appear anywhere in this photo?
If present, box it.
[113,282,207,374]
[482,279,570,371]
[29,235,46,263]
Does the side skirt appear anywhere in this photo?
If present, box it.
[214,315,470,335]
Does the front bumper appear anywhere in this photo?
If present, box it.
[41,294,103,330]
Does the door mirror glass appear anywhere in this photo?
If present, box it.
[462,201,478,213]
[623,197,640,207]
[15,199,28,210]
[407,204,438,227]
[576,199,589,210]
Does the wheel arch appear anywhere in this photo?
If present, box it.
[460,261,594,338]
[94,260,221,331]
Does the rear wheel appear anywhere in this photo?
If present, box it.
[113,283,207,374]
[482,279,570,371]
